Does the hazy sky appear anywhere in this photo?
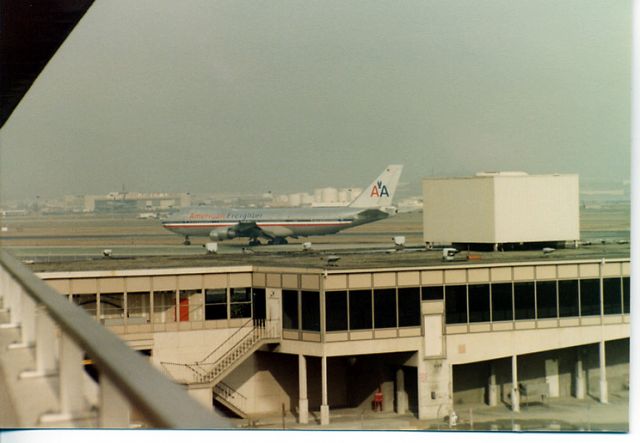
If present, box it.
[0,0,631,201]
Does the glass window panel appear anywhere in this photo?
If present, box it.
[127,291,150,323]
[282,290,299,330]
[349,290,372,330]
[445,285,467,324]
[326,291,348,331]
[422,286,444,300]
[623,277,630,314]
[468,284,490,323]
[580,279,600,316]
[603,278,622,315]
[204,288,227,320]
[231,287,251,302]
[514,282,535,320]
[398,287,421,327]
[536,281,557,319]
[558,280,579,317]
[301,291,320,331]
[374,288,397,329]
[230,302,251,319]
[491,283,513,322]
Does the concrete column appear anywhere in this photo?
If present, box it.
[395,368,408,414]
[382,380,394,413]
[417,357,452,420]
[511,355,520,412]
[599,341,608,404]
[320,355,329,425]
[298,354,309,424]
[545,358,559,398]
[574,351,586,399]
[60,332,86,416]
[487,363,498,406]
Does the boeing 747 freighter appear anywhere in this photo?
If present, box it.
[162,165,403,246]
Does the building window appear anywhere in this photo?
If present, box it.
[374,288,397,329]
[301,291,320,331]
[603,278,622,315]
[536,281,557,319]
[349,290,373,330]
[445,285,467,324]
[154,290,177,323]
[558,280,579,317]
[252,288,266,321]
[127,292,150,323]
[580,279,600,316]
[398,287,421,327]
[73,294,98,318]
[282,290,299,330]
[623,277,630,314]
[178,290,200,322]
[468,284,490,323]
[422,286,444,300]
[326,291,348,331]
[491,283,513,322]
[204,288,227,320]
[514,282,535,320]
[230,287,251,319]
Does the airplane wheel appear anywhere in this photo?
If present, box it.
[273,237,288,245]
[249,239,261,246]
[183,238,191,246]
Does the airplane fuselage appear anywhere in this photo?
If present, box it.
[162,207,389,240]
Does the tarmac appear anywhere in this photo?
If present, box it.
[227,392,630,433]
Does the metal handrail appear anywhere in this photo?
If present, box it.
[198,318,254,364]
[0,249,229,429]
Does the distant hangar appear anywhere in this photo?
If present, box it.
[423,172,580,250]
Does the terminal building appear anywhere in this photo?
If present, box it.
[0,172,631,428]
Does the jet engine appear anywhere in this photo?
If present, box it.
[209,227,237,241]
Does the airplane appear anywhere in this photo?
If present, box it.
[162,164,403,246]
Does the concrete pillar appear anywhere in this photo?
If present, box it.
[574,351,586,399]
[599,341,608,404]
[545,358,559,398]
[511,355,520,412]
[417,356,452,420]
[298,354,309,424]
[381,380,394,413]
[185,383,214,412]
[487,363,498,406]
[320,355,329,425]
[395,368,408,414]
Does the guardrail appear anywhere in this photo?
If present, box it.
[0,249,230,429]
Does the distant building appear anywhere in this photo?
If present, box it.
[84,192,191,213]
[423,172,580,250]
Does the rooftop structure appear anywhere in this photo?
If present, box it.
[423,173,580,250]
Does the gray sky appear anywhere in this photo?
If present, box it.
[0,0,631,201]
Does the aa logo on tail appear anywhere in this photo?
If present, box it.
[370,180,390,198]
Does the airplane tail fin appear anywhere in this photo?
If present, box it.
[348,164,403,208]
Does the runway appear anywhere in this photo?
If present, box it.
[0,204,630,263]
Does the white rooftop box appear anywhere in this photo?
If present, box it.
[423,173,580,246]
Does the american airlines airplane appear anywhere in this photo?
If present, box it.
[162,164,403,246]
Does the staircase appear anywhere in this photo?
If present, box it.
[161,318,280,386]
[213,382,248,418]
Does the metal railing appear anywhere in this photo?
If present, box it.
[214,381,248,416]
[0,249,230,429]
[161,318,280,385]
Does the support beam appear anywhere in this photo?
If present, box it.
[320,355,329,425]
[511,355,520,412]
[599,341,608,404]
[298,354,308,424]
[487,363,498,406]
[395,368,408,414]
[574,351,586,399]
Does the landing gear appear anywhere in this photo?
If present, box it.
[183,236,191,246]
[267,237,288,245]
[248,238,262,246]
